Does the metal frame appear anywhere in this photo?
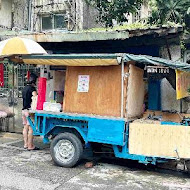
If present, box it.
[27,111,177,165]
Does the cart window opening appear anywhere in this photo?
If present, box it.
[53,70,66,105]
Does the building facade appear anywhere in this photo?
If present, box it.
[0,0,150,33]
[0,0,186,133]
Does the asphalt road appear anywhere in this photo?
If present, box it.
[0,133,190,190]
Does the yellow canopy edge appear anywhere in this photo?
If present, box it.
[23,58,118,66]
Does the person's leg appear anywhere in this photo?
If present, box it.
[27,126,35,150]
[22,110,29,148]
[23,125,29,148]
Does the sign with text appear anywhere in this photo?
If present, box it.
[176,70,190,99]
[77,75,90,92]
[147,66,170,74]
[0,64,4,87]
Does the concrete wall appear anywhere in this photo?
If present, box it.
[0,0,28,31]
[160,45,181,61]
[0,0,12,29]
[160,44,189,112]
[82,2,101,30]
[12,0,28,30]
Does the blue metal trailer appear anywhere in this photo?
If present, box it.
[27,110,184,168]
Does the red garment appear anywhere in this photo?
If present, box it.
[37,77,47,110]
[27,71,30,81]
[0,64,4,87]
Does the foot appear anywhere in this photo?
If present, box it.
[27,147,40,151]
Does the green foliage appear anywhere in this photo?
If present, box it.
[83,22,150,32]
[188,87,190,94]
[180,40,186,54]
[148,0,190,26]
[85,0,143,27]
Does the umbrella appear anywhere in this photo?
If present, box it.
[0,37,47,56]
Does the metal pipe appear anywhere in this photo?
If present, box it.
[28,0,32,31]
[121,59,124,118]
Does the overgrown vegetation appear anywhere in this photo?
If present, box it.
[83,22,150,32]
[85,0,144,27]
[148,0,190,29]
[84,0,190,31]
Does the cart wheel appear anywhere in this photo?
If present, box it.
[50,132,83,168]
[185,160,190,173]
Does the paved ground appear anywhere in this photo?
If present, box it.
[0,132,190,190]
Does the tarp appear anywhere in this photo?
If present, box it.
[22,53,190,71]
[176,70,190,99]
[124,54,190,72]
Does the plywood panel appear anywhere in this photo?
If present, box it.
[129,123,190,158]
[63,66,125,117]
[127,65,145,118]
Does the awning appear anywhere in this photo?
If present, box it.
[22,53,190,71]
[23,54,121,66]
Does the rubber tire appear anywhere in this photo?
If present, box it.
[185,160,190,173]
[50,132,83,168]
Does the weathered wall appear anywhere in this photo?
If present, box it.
[160,45,181,61]
[160,45,187,112]
[31,0,101,32]
[82,2,101,30]
[33,0,73,31]
[12,0,28,30]
[161,78,189,112]
[0,0,12,29]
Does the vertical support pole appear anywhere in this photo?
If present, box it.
[42,116,46,135]
[180,100,183,113]
[121,59,124,118]
[12,63,15,132]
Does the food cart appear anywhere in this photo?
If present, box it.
[22,53,190,169]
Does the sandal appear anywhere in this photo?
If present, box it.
[27,147,40,151]
[24,147,28,149]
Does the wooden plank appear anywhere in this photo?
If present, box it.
[143,110,190,123]
[63,66,124,117]
[127,64,145,118]
[123,66,129,117]
[129,123,190,158]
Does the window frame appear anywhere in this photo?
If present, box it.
[40,13,67,31]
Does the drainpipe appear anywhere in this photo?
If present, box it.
[28,0,32,31]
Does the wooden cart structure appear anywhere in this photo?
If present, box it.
[22,53,190,168]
